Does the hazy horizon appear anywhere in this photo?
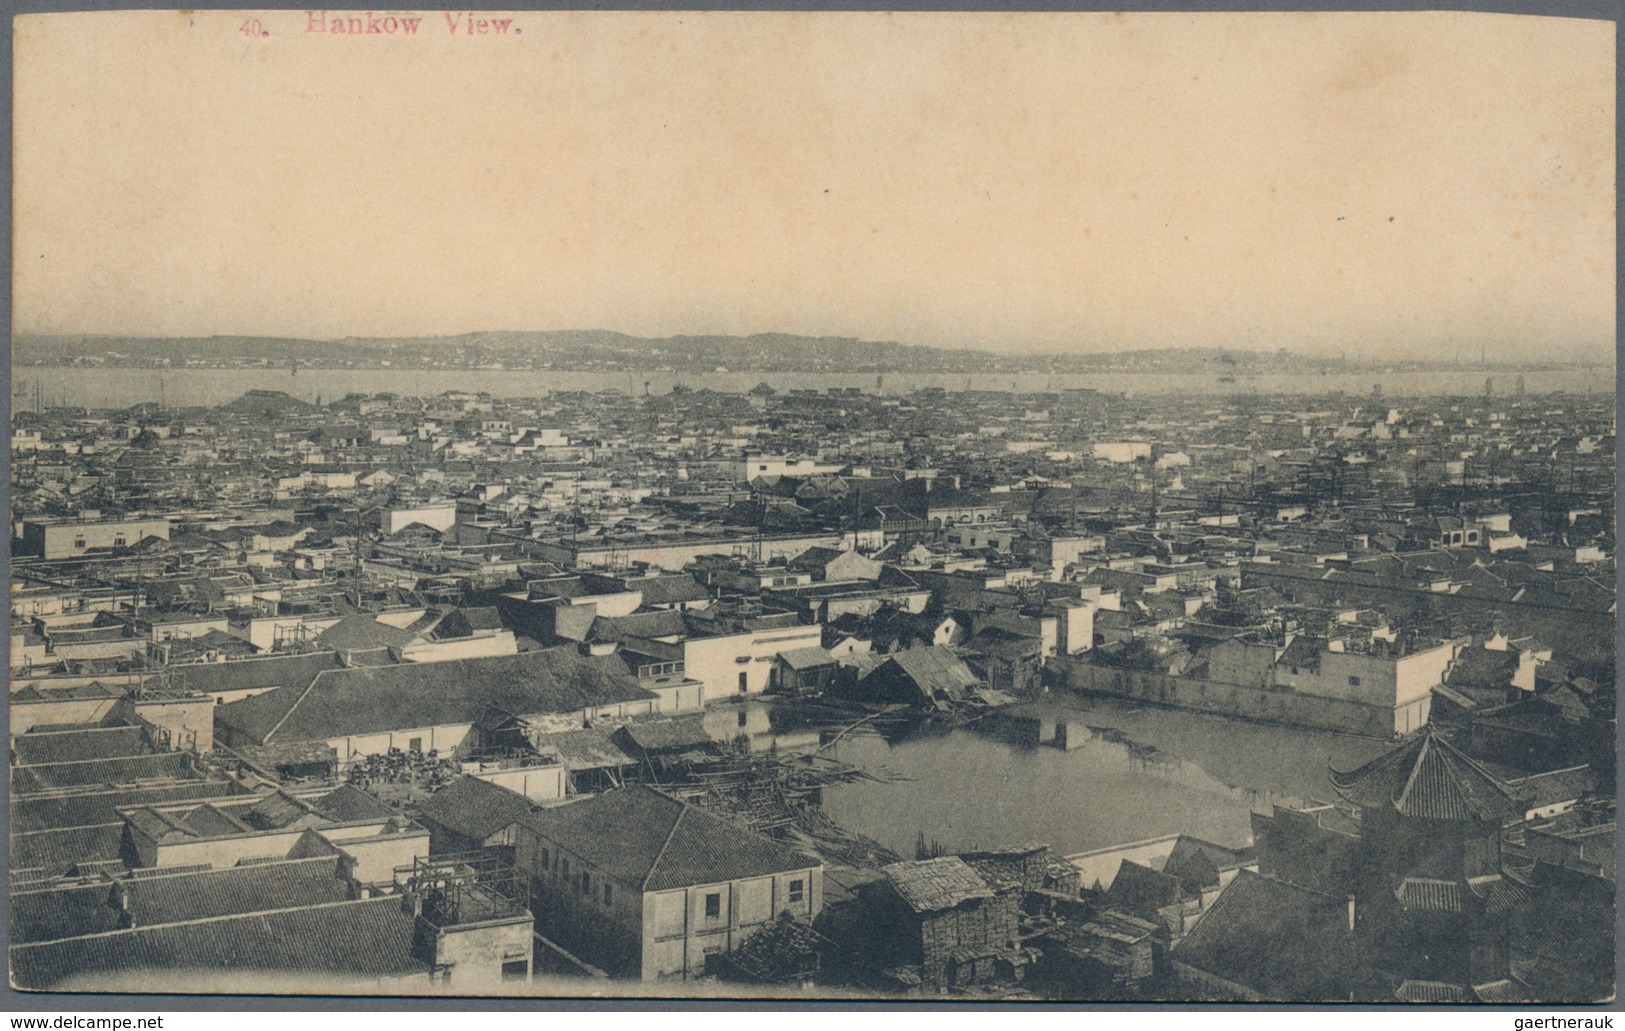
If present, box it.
[14,10,1615,361]
[10,327,1615,366]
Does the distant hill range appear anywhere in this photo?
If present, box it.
[11,331,1610,374]
[215,388,321,418]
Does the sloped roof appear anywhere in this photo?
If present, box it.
[11,753,194,794]
[529,726,635,770]
[1104,859,1187,916]
[590,609,689,643]
[1172,869,1355,1001]
[315,614,417,651]
[12,726,154,766]
[614,715,716,755]
[215,648,657,745]
[9,896,425,990]
[884,647,980,697]
[9,883,127,944]
[880,856,995,913]
[777,646,836,670]
[11,824,127,878]
[177,651,344,697]
[11,780,246,835]
[415,776,536,842]
[120,857,352,929]
[519,785,816,892]
[1445,647,1520,691]
[311,783,397,823]
[631,575,710,606]
[1329,727,1530,823]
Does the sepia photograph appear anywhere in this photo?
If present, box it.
[6,7,1617,1004]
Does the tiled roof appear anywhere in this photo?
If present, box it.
[11,824,127,877]
[178,651,344,696]
[1472,979,1532,1003]
[12,726,154,766]
[239,791,321,831]
[10,883,126,944]
[312,784,397,823]
[529,727,635,771]
[11,753,194,794]
[631,575,710,606]
[11,781,247,834]
[1393,980,1470,1003]
[415,776,536,841]
[122,857,353,929]
[777,646,836,670]
[880,856,995,913]
[1466,874,1533,914]
[1172,870,1354,1002]
[215,647,657,744]
[615,715,714,754]
[1395,877,1461,912]
[1329,727,1529,823]
[519,786,816,893]
[12,855,356,947]
[315,614,418,651]
[9,897,426,990]
[1104,859,1186,916]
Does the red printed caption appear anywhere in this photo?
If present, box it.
[283,11,522,36]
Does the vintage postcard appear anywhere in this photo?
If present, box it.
[8,8,1615,1003]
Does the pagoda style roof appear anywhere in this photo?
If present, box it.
[1329,726,1530,823]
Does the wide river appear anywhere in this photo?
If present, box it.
[11,364,1609,408]
[717,693,1391,858]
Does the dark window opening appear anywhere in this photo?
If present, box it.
[501,959,529,982]
[738,672,749,694]
[788,879,804,904]
[705,892,721,919]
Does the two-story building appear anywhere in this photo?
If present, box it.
[512,785,823,980]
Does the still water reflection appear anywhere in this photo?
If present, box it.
[801,696,1391,858]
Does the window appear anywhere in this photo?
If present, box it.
[73,537,86,550]
[603,883,613,906]
[114,536,127,548]
[501,959,529,982]
[561,858,570,878]
[788,879,804,904]
[408,737,423,753]
[738,672,749,694]
[704,892,721,919]
[1347,676,1362,687]
[737,711,748,728]
[541,847,551,872]
[581,870,591,894]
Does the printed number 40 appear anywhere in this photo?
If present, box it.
[240,18,269,37]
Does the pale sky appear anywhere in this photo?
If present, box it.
[12,10,1616,358]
